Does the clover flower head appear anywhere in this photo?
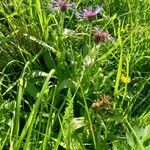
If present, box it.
[76,6,103,20]
[50,0,75,11]
[94,28,114,43]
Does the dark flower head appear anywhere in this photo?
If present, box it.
[92,94,111,111]
[94,28,114,43]
[50,0,75,11]
[76,6,103,20]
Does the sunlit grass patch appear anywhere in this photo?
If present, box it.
[0,0,150,149]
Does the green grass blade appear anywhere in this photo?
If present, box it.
[14,69,55,150]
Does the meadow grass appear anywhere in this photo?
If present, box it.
[0,0,150,149]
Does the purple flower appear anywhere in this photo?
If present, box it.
[76,6,103,20]
[50,0,75,11]
[94,28,114,43]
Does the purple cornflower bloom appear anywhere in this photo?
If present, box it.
[76,6,103,20]
[50,0,75,11]
[94,28,114,43]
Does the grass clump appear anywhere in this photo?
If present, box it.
[0,0,150,149]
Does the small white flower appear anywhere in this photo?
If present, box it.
[83,55,95,67]
[63,28,75,38]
